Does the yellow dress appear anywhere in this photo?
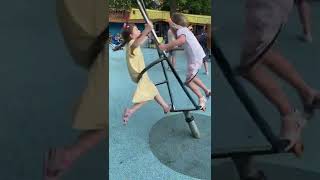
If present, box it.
[57,0,107,130]
[126,40,159,103]
[72,49,107,130]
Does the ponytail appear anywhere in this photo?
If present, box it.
[112,23,135,52]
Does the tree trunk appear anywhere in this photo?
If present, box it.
[169,0,177,15]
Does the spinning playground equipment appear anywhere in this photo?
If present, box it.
[135,0,203,138]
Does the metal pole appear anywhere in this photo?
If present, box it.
[135,0,199,110]
[183,111,200,138]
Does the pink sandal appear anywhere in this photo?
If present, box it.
[43,148,72,180]
[123,108,133,125]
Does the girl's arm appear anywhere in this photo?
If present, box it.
[159,35,186,51]
[131,22,153,49]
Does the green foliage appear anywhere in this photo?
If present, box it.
[109,0,211,15]
[109,0,156,9]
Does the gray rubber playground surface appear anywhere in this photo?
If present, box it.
[213,0,320,179]
[109,46,211,179]
[150,113,211,179]
[0,1,106,179]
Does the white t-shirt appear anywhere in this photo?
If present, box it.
[177,27,206,75]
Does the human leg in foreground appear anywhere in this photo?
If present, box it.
[239,0,316,153]
[44,30,108,179]
[241,51,307,153]
[43,55,108,179]
[261,50,320,118]
[44,130,106,179]
[243,49,320,120]
[233,0,313,179]
[296,0,312,42]
[44,53,108,179]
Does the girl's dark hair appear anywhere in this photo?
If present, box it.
[171,13,188,27]
[112,23,135,51]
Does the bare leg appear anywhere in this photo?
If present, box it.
[45,130,106,179]
[186,80,203,99]
[186,80,207,110]
[296,0,312,42]
[65,130,106,162]
[262,50,314,104]
[154,94,170,112]
[192,76,211,95]
[124,95,170,123]
[242,63,293,116]
[123,102,147,124]
[241,54,308,151]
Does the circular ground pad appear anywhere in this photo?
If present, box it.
[149,113,211,179]
[213,161,320,180]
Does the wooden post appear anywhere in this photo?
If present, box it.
[169,0,177,16]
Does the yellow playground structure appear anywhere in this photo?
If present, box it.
[109,8,212,48]
[128,8,211,25]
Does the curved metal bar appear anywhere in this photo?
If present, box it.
[135,0,200,112]
[171,107,200,112]
[171,47,184,51]
[137,57,166,82]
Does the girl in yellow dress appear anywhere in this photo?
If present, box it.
[118,22,171,125]
[43,0,107,179]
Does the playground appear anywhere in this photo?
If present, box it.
[0,0,107,179]
[109,1,212,179]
